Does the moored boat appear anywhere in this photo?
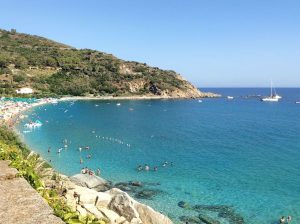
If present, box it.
[261,81,280,102]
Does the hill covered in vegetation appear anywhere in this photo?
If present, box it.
[0,29,216,98]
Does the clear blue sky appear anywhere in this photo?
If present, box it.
[1,0,300,87]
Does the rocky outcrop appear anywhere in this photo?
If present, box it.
[69,173,111,191]
[0,161,64,224]
[65,174,173,224]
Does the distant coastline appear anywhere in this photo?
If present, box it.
[60,92,220,102]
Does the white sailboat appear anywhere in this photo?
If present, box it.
[261,81,279,102]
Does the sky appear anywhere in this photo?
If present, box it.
[1,0,300,87]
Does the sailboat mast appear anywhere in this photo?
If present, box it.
[271,80,273,96]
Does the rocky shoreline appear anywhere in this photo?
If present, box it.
[48,173,173,224]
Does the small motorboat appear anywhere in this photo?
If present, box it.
[227,96,234,100]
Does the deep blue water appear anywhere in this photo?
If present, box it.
[16,88,300,224]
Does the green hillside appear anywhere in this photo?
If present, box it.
[0,29,213,98]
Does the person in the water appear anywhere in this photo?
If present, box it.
[96,168,101,176]
[154,166,158,171]
[279,216,286,224]
[144,164,150,171]
[137,165,143,171]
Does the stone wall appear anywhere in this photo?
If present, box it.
[0,161,64,224]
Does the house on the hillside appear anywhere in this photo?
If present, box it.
[16,87,34,94]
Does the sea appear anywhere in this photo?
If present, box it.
[16,88,300,224]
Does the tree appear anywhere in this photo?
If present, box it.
[14,56,28,69]
[0,54,10,68]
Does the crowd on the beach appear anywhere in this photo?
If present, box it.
[0,100,32,124]
[0,98,59,126]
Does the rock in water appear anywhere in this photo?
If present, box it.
[135,189,161,200]
[69,173,111,191]
[178,201,189,209]
[179,216,201,223]
[114,182,133,192]
[198,214,221,224]
[129,181,143,187]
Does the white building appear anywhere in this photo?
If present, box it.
[16,87,34,94]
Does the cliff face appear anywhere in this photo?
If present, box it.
[0,29,217,98]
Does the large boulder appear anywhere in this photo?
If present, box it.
[83,204,105,219]
[98,207,121,223]
[108,188,173,224]
[108,188,140,222]
[134,203,172,224]
[70,174,111,191]
[95,192,113,208]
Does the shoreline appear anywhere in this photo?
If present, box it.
[1,97,174,224]
[1,92,221,126]
[59,92,221,101]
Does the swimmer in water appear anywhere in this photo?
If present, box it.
[80,158,83,164]
[154,166,158,171]
[163,161,169,167]
[280,216,286,224]
[137,165,143,171]
[96,168,101,176]
[145,164,150,171]
[47,147,51,153]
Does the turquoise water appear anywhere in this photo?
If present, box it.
[16,88,300,224]
[2,97,37,103]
